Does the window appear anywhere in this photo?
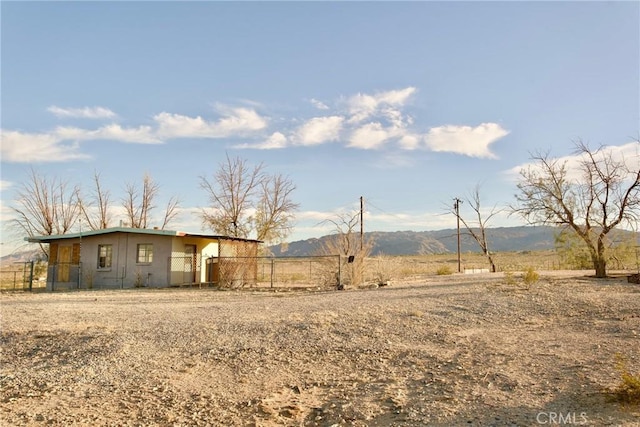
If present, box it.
[97,244,112,269]
[137,244,153,263]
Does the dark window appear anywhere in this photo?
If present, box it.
[97,244,112,268]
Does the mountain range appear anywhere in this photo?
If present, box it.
[270,225,639,257]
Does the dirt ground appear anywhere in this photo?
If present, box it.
[1,271,639,426]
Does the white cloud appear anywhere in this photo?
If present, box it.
[374,152,415,169]
[423,123,509,158]
[348,122,391,150]
[0,130,90,163]
[506,141,640,181]
[54,124,161,144]
[295,116,344,146]
[154,107,267,139]
[310,98,330,110]
[47,105,117,119]
[398,134,420,150]
[235,132,288,150]
[347,87,416,124]
[0,124,160,163]
[0,180,12,191]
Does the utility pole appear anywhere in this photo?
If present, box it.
[454,198,463,273]
[360,196,364,252]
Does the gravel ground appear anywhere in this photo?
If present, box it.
[1,271,639,426]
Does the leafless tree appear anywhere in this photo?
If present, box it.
[317,210,373,287]
[122,173,180,229]
[79,170,112,230]
[452,185,501,272]
[255,174,299,243]
[199,154,298,244]
[160,195,181,230]
[11,168,81,253]
[511,140,640,278]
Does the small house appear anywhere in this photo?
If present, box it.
[27,227,261,290]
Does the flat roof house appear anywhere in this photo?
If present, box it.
[27,227,261,291]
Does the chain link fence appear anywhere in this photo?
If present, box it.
[167,255,342,289]
[0,261,46,291]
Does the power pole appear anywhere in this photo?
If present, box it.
[454,198,463,273]
[360,196,364,252]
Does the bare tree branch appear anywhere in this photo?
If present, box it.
[79,170,112,230]
[452,184,501,272]
[255,174,300,244]
[316,210,373,287]
[11,168,81,255]
[199,154,298,244]
[121,173,166,229]
[160,195,181,230]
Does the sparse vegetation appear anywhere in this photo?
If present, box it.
[436,265,453,275]
[503,271,517,286]
[522,266,540,286]
[370,255,399,285]
[134,270,144,288]
[611,353,640,405]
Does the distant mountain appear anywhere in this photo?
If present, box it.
[0,249,45,264]
[269,226,608,257]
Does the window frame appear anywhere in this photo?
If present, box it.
[136,243,153,264]
[97,244,113,269]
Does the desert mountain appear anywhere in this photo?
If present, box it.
[270,226,582,256]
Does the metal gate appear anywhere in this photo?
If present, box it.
[0,261,35,291]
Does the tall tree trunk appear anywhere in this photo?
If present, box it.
[487,253,497,273]
[593,237,607,278]
[593,257,607,278]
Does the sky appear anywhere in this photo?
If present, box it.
[1,1,639,256]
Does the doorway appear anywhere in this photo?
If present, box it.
[184,245,197,283]
[58,246,71,282]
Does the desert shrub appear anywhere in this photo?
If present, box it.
[436,265,453,276]
[134,270,144,288]
[612,354,640,405]
[522,266,539,285]
[369,255,399,285]
[503,271,517,286]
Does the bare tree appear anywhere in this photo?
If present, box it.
[160,195,181,231]
[317,210,373,287]
[122,173,180,229]
[255,173,299,243]
[452,185,500,272]
[11,169,80,253]
[512,140,640,278]
[199,154,298,244]
[79,170,112,230]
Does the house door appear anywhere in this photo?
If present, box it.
[58,246,71,282]
[185,245,197,283]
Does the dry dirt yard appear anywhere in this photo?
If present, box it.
[1,271,639,426]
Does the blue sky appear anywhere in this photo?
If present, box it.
[1,1,639,255]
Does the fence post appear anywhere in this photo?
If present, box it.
[28,261,34,291]
[270,258,275,288]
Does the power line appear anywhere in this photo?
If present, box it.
[365,198,413,222]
